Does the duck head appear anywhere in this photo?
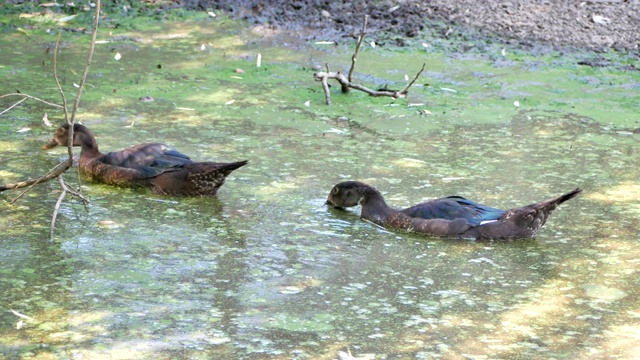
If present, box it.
[326,181,373,209]
[42,124,92,150]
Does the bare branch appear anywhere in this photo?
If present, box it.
[0,93,64,111]
[320,75,331,106]
[0,0,101,195]
[53,32,70,126]
[400,62,426,94]
[49,175,90,240]
[69,1,100,125]
[2,159,72,198]
[313,63,425,105]
[347,15,368,85]
[0,97,27,116]
[313,14,426,105]
[50,175,68,240]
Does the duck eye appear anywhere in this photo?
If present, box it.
[345,190,351,196]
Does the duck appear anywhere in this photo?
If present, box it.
[326,181,582,240]
[43,123,247,196]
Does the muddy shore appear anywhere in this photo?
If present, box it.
[185,0,639,52]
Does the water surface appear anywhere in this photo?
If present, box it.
[1,17,640,359]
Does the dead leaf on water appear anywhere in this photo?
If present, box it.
[43,113,51,127]
[98,220,122,229]
[15,27,29,36]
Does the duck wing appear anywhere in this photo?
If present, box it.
[400,196,505,226]
[102,143,193,169]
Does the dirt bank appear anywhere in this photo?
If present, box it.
[185,0,639,52]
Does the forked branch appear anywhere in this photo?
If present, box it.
[314,15,426,105]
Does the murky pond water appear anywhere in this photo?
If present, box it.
[2,16,640,359]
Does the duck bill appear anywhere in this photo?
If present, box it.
[325,196,345,210]
[42,138,60,150]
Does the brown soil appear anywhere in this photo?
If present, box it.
[185,0,639,52]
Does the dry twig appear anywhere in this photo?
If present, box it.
[0,0,101,195]
[1,0,102,238]
[314,63,425,105]
[50,175,90,238]
[0,93,64,116]
[347,15,368,85]
[313,15,426,105]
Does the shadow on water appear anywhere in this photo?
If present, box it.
[1,17,640,359]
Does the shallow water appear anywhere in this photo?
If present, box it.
[2,16,640,359]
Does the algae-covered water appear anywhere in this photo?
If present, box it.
[2,12,640,359]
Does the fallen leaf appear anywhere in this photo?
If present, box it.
[440,87,457,93]
[43,113,51,127]
[114,52,121,60]
[592,15,611,25]
[16,27,30,36]
[11,309,34,321]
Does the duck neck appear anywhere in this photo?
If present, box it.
[75,128,102,161]
[359,187,397,226]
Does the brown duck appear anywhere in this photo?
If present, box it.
[43,124,247,196]
[326,181,581,240]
